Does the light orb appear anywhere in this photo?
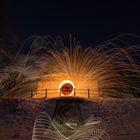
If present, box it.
[59,80,75,96]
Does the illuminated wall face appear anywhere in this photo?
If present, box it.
[35,75,99,98]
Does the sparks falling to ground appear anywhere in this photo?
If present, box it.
[0,35,140,98]
[32,112,110,140]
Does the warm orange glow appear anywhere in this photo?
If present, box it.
[34,74,99,99]
[59,80,75,96]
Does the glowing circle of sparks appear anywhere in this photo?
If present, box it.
[59,80,75,96]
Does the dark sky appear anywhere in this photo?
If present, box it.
[0,0,140,49]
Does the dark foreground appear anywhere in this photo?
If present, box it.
[0,97,140,140]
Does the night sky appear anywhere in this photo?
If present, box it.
[0,0,140,50]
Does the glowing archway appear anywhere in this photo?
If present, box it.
[59,80,75,96]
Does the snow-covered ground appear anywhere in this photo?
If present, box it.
[0,97,140,140]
